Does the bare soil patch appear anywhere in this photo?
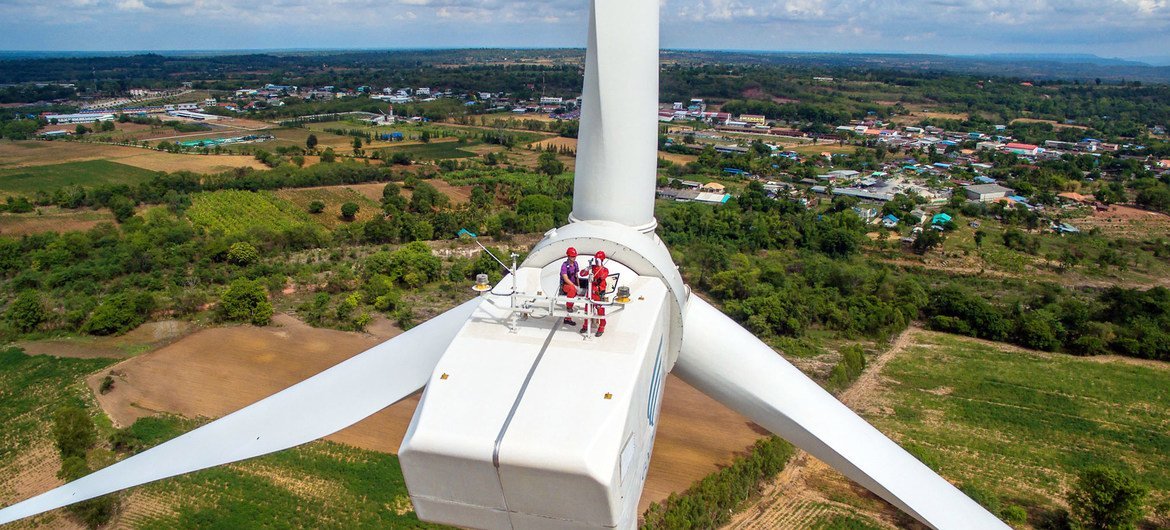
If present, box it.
[1077,204,1170,239]
[15,320,195,360]
[83,311,764,512]
[639,376,768,513]
[0,207,115,236]
[0,141,267,173]
[658,151,699,165]
[528,137,577,151]
[1011,118,1089,131]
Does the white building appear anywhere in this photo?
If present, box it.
[45,113,115,124]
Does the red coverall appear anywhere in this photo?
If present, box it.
[580,264,609,332]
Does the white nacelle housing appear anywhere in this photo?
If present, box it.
[400,260,672,529]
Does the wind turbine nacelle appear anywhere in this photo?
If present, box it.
[399,259,673,529]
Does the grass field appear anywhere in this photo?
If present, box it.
[867,332,1170,523]
[274,186,382,228]
[130,432,442,529]
[0,160,158,195]
[0,207,116,236]
[186,190,316,236]
[378,140,479,160]
[0,348,118,471]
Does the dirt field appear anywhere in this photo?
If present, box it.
[889,107,969,125]
[1077,204,1170,238]
[15,320,195,359]
[658,151,699,165]
[529,137,577,151]
[1011,118,1089,131]
[0,207,116,236]
[0,141,269,173]
[81,312,764,513]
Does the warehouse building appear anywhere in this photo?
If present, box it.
[964,183,1015,202]
[44,112,115,124]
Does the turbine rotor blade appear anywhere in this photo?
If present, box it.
[0,298,480,526]
[673,297,1008,530]
[570,0,660,232]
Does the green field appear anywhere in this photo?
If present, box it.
[862,331,1169,522]
[379,141,479,160]
[0,160,159,195]
[0,347,118,470]
[130,425,443,529]
[187,190,316,236]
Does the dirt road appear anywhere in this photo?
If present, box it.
[722,327,922,530]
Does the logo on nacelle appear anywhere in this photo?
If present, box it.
[647,336,665,426]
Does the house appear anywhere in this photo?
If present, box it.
[1004,143,1041,156]
[964,183,1015,202]
[853,207,880,222]
[1057,192,1093,204]
[701,182,726,193]
[738,114,767,126]
[931,213,953,226]
[882,214,900,228]
[1055,223,1081,234]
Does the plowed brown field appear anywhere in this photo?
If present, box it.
[84,313,764,512]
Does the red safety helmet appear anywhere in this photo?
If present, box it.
[594,251,606,262]
[566,247,578,257]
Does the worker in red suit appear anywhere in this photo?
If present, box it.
[560,247,580,325]
[579,251,609,337]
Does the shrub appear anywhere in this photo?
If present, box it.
[340,201,359,220]
[1067,466,1148,530]
[53,405,96,460]
[960,482,1002,515]
[226,241,260,266]
[4,290,47,333]
[99,375,114,394]
[1001,505,1028,525]
[364,242,441,287]
[308,200,326,214]
[82,293,150,336]
[217,279,274,326]
[641,437,795,529]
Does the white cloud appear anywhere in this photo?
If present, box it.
[0,0,1166,56]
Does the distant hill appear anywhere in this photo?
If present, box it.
[2,48,1169,85]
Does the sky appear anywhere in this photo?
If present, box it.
[2,0,1169,62]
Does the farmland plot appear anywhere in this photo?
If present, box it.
[186,190,315,236]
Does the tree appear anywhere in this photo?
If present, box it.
[973,229,987,248]
[306,133,318,150]
[226,241,260,266]
[420,130,431,143]
[536,151,565,176]
[83,293,151,336]
[1068,466,1148,530]
[74,124,89,135]
[108,195,136,223]
[53,406,96,459]
[4,290,47,333]
[308,200,326,214]
[912,229,944,255]
[217,279,274,326]
[320,147,336,163]
[341,202,360,220]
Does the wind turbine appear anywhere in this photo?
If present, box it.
[0,2,1008,528]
